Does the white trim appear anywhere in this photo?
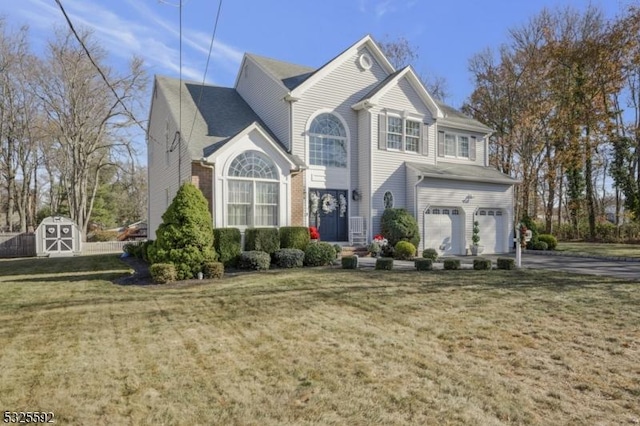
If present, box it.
[304,109,352,172]
[443,131,471,160]
[290,35,395,98]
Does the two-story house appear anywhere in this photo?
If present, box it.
[147,35,518,255]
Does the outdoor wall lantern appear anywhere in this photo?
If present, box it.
[352,189,362,201]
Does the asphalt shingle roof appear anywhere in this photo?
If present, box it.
[246,53,316,90]
[406,162,519,185]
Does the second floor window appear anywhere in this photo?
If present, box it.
[386,116,421,153]
[309,113,347,168]
[440,132,475,160]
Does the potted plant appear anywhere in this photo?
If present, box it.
[309,226,320,242]
[471,220,484,255]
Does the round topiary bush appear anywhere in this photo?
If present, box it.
[375,257,394,270]
[148,183,217,280]
[381,208,420,248]
[273,248,305,268]
[238,251,271,270]
[422,248,439,261]
[394,241,416,260]
[473,257,492,270]
[415,258,433,271]
[537,234,557,250]
[304,242,336,266]
[529,240,548,250]
[333,244,342,258]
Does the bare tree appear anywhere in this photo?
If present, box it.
[33,27,147,237]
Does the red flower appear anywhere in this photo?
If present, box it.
[373,234,384,241]
[309,226,320,240]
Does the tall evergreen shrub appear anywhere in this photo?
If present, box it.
[148,183,217,280]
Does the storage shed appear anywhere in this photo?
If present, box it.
[36,216,82,257]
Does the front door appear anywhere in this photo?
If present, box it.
[309,189,348,241]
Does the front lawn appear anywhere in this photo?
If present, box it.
[558,242,640,259]
[0,255,638,425]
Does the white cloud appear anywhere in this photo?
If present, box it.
[375,0,394,18]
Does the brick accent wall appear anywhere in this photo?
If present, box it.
[290,170,305,226]
[191,162,213,215]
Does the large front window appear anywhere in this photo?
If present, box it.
[227,151,279,227]
[309,113,347,168]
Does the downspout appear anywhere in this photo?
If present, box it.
[199,158,215,227]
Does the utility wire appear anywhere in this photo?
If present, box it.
[54,0,162,146]
[186,0,223,147]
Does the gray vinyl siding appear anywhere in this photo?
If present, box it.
[416,178,514,251]
[292,46,388,173]
[236,58,291,150]
[357,109,372,220]
[368,79,437,234]
[147,85,191,239]
[436,124,488,166]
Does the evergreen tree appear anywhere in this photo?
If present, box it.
[148,183,216,280]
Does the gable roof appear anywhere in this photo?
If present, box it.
[154,75,302,166]
[288,35,395,98]
[406,162,519,185]
[435,100,494,134]
[244,53,316,91]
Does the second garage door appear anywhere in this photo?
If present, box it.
[475,209,505,254]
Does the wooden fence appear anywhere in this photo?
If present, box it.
[0,234,134,257]
[0,233,36,257]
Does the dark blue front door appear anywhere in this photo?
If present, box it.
[309,189,348,241]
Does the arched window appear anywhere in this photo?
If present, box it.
[309,113,347,168]
[227,151,279,227]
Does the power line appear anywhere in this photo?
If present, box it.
[54,0,160,146]
[186,0,223,147]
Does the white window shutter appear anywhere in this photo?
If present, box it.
[378,114,387,150]
[437,131,445,157]
[470,135,477,161]
[421,124,428,156]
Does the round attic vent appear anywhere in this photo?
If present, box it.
[358,53,373,70]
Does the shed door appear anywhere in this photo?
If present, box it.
[476,209,505,254]
[424,207,462,255]
[44,223,74,253]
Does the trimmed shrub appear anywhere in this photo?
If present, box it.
[537,234,558,250]
[245,228,280,254]
[150,263,177,284]
[473,257,492,270]
[394,241,416,260]
[422,248,439,261]
[213,228,242,267]
[443,259,461,270]
[497,257,516,270]
[202,261,224,279]
[529,240,548,250]
[304,242,336,266]
[381,208,420,248]
[333,244,342,258]
[367,242,382,257]
[273,248,305,268]
[341,255,359,269]
[279,226,310,251]
[238,251,271,271]
[375,257,394,270]
[123,242,143,258]
[148,183,217,280]
[415,258,433,271]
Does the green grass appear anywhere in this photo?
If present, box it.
[557,242,640,258]
[1,255,639,425]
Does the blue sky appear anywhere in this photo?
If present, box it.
[0,0,630,120]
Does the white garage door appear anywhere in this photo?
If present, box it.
[424,207,462,255]
[476,209,505,254]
